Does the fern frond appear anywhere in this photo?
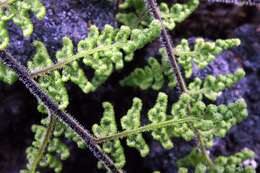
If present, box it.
[120,97,150,157]
[30,20,161,89]
[178,148,256,173]
[119,57,168,90]
[175,38,241,78]
[92,102,126,170]
[116,0,199,30]
[0,0,46,49]
[148,93,173,149]
[188,69,245,101]
[0,61,17,84]
[159,0,199,30]
[56,37,94,93]
[21,41,71,173]
[170,92,248,147]
[20,116,70,173]
[27,41,69,113]
[92,86,249,170]
[120,38,240,90]
[1,50,122,173]
[20,20,161,173]
[93,92,175,169]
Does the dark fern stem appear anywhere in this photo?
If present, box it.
[0,51,123,173]
[145,0,188,92]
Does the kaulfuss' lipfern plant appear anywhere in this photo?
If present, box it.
[0,0,257,173]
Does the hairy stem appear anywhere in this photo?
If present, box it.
[31,111,56,173]
[145,0,214,168]
[145,0,187,92]
[0,51,123,173]
[30,44,120,78]
[96,117,197,143]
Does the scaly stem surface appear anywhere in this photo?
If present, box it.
[0,51,123,173]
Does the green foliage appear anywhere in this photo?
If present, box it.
[116,0,149,28]
[26,19,160,101]
[1,1,256,173]
[22,41,70,173]
[92,92,174,169]
[0,61,17,84]
[56,37,94,93]
[21,114,86,173]
[159,0,199,30]
[116,0,199,30]
[20,121,70,173]
[22,22,248,172]
[92,102,126,169]
[0,0,46,84]
[178,149,256,173]
[170,91,248,146]
[120,55,176,90]
[29,20,160,90]
[20,20,161,173]
[120,38,241,91]
[175,38,241,78]
[188,69,246,101]
[148,93,173,149]
[121,98,150,157]
[27,41,69,113]
[0,0,46,49]
[92,74,249,170]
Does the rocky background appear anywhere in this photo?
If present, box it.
[0,0,259,173]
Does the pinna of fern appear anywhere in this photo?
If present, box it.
[20,20,161,173]
[92,73,251,171]
[0,19,161,91]
[178,148,256,173]
[92,91,252,171]
[116,0,199,30]
[120,55,176,90]
[120,38,241,91]
[175,38,241,78]
[29,19,161,89]
[0,0,46,50]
